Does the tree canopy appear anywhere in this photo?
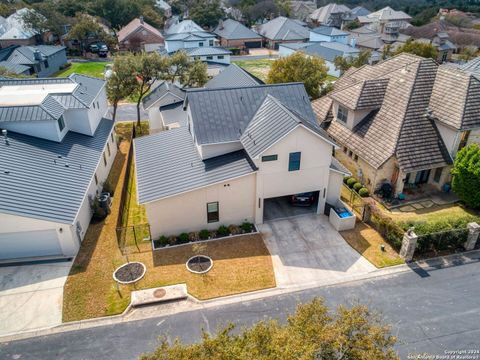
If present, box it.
[189,0,224,28]
[451,143,480,209]
[267,52,328,99]
[140,298,399,360]
[334,50,371,74]
[65,13,117,52]
[394,40,438,59]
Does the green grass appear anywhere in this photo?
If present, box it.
[55,62,110,78]
[232,59,275,82]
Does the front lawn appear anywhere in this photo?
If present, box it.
[341,223,404,268]
[388,203,480,226]
[232,59,275,82]
[55,62,110,78]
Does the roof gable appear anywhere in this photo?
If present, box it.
[117,18,164,43]
[258,17,309,41]
[214,19,262,40]
[205,64,264,89]
[142,81,185,109]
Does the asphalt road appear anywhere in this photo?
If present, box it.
[1,261,479,360]
[109,104,148,122]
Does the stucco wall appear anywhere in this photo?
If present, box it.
[436,121,459,157]
[467,128,480,146]
[198,141,244,159]
[146,174,256,238]
[2,119,66,142]
[327,170,344,204]
[148,107,163,132]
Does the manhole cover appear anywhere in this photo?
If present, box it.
[153,288,167,298]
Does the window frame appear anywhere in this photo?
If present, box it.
[57,116,65,132]
[261,154,278,162]
[206,202,219,223]
[288,152,301,172]
[337,104,348,123]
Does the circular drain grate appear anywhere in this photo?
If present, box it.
[153,288,167,298]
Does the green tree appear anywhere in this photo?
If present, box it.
[190,0,224,28]
[140,298,399,360]
[182,59,208,88]
[21,2,70,40]
[451,144,480,209]
[106,56,138,121]
[334,50,371,74]
[394,40,438,59]
[459,46,478,62]
[267,52,328,99]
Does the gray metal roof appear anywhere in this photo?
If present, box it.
[134,127,256,203]
[0,61,29,74]
[6,45,65,65]
[289,41,359,62]
[311,26,349,36]
[160,102,188,126]
[309,3,350,23]
[69,74,105,106]
[0,118,114,224]
[205,64,264,89]
[330,157,350,175]
[142,81,185,109]
[186,83,316,145]
[185,47,232,56]
[257,16,309,41]
[166,20,203,35]
[214,19,262,40]
[240,95,332,158]
[0,96,65,123]
[165,31,215,41]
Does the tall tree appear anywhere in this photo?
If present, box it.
[451,144,480,209]
[182,59,208,87]
[334,50,371,74]
[267,52,328,99]
[394,40,438,59]
[189,0,224,28]
[140,298,398,360]
[106,57,138,121]
[458,46,478,62]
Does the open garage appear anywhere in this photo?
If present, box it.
[263,191,321,222]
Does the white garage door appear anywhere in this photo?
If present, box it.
[0,230,63,261]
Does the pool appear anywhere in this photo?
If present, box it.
[334,207,353,218]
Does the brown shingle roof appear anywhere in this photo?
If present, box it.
[330,78,389,110]
[117,18,164,44]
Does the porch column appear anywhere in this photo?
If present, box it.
[464,222,480,251]
[400,228,418,262]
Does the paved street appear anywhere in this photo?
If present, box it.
[109,104,148,122]
[1,260,479,360]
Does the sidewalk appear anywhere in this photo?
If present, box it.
[1,249,479,343]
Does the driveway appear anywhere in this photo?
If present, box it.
[258,214,375,288]
[264,196,318,221]
[108,104,148,122]
[0,261,72,336]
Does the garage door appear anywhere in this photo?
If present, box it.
[245,41,262,48]
[0,230,62,260]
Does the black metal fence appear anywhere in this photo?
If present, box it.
[416,228,469,255]
[116,224,152,254]
[341,184,366,220]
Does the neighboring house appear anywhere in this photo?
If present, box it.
[342,6,371,25]
[0,74,117,262]
[0,45,67,77]
[165,19,204,35]
[417,32,456,63]
[117,17,164,52]
[156,0,172,18]
[358,6,412,33]
[348,21,410,52]
[0,8,39,48]
[185,47,231,64]
[312,53,480,199]
[164,31,217,53]
[205,63,264,89]
[142,81,185,132]
[309,3,351,28]
[256,17,310,49]
[214,19,263,50]
[290,1,317,22]
[309,26,349,44]
[134,82,347,237]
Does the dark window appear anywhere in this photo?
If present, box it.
[337,105,348,123]
[57,116,65,131]
[206,56,213,60]
[107,143,111,156]
[94,173,98,185]
[354,154,358,162]
[103,152,107,166]
[218,55,224,59]
[262,154,278,162]
[434,167,443,183]
[207,202,219,223]
[348,150,353,158]
[343,146,347,153]
[199,42,204,47]
[44,60,49,68]
[288,152,301,171]
[111,133,114,142]
[93,102,96,109]
[97,101,99,108]
[209,40,214,46]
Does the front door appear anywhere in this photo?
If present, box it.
[415,169,431,184]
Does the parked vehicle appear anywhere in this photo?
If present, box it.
[290,192,316,207]
[89,42,108,56]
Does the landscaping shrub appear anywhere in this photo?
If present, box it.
[451,144,480,209]
[343,176,351,184]
[347,178,357,188]
[159,235,168,246]
[358,187,369,197]
[167,235,177,246]
[199,229,209,240]
[217,225,229,237]
[209,230,217,239]
[228,224,241,235]
[367,204,403,250]
[188,232,199,242]
[353,182,363,191]
[178,233,189,244]
[241,221,253,233]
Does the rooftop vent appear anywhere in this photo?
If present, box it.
[2,129,8,145]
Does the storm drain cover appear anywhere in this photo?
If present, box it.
[153,288,167,298]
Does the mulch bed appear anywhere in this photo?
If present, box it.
[187,256,212,273]
[114,262,144,283]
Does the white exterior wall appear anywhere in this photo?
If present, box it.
[327,170,344,204]
[278,45,296,57]
[87,87,108,133]
[309,33,348,44]
[436,121,460,158]
[194,54,230,64]
[148,107,163,132]
[253,126,335,223]
[198,141,244,159]
[166,37,216,53]
[146,174,256,238]
[467,128,480,146]
[64,109,92,135]
[1,119,67,142]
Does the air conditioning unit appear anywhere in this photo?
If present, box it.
[98,192,112,213]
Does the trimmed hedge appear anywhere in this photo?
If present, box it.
[353,182,363,191]
[347,178,357,188]
[358,187,369,197]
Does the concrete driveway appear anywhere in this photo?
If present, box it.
[0,261,72,336]
[108,104,148,122]
[258,214,375,288]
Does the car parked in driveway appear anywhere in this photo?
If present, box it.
[290,192,316,206]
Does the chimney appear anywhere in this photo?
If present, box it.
[33,49,42,61]
[2,129,9,145]
[139,16,144,24]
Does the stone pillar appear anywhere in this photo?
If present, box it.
[363,204,371,223]
[400,227,418,262]
[464,222,480,251]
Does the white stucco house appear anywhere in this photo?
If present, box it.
[0,74,117,262]
[134,83,349,238]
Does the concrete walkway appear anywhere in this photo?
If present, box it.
[258,213,376,288]
[0,261,72,336]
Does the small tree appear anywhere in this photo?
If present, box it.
[140,298,399,359]
[334,50,371,74]
[458,46,478,62]
[451,144,480,209]
[394,40,438,59]
[106,56,137,121]
[267,52,328,99]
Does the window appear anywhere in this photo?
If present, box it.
[209,40,214,46]
[348,150,353,158]
[206,56,213,60]
[218,55,224,59]
[107,143,111,156]
[57,116,65,131]
[93,102,96,109]
[343,146,347,153]
[199,42,204,47]
[442,51,448,62]
[433,167,443,183]
[354,154,358,162]
[207,202,219,223]
[97,101,99,108]
[337,105,348,123]
[288,152,301,171]
[262,154,278,162]
[94,173,98,185]
[103,152,107,166]
[44,60,49,68]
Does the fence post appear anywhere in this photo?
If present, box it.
[363,204,371,222]
[400,227,418,262]
[464,222,480,251]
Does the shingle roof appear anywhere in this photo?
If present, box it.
[311,26,349,36]
[329,78,389,110]
[134,127,256,203]
[240,95,333,158]
[205,64,264,89]
[214,19,262,40]
[309,3,350,23]
[186,83,316,145]
[0,118,114,223]
[142,81,185,110]
[358,6,411,23]
[317,54,452,172]
[185,47,232,56]
[166,20,203,35]
[117,18,164,43]
[257,16,309,41]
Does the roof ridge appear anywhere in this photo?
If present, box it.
[187,82,305,93]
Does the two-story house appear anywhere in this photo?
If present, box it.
[312,53,480,199]
[117,17,165,52]
[134,83,348,238]
[0,74,117,262]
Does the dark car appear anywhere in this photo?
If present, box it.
[290,192,316,207]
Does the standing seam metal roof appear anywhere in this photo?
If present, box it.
[205,64,264,89]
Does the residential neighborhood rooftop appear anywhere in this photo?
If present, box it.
[142,81,185,110]
[257,16,310,41]
[214,19,262,40]
[205,64,264,89]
